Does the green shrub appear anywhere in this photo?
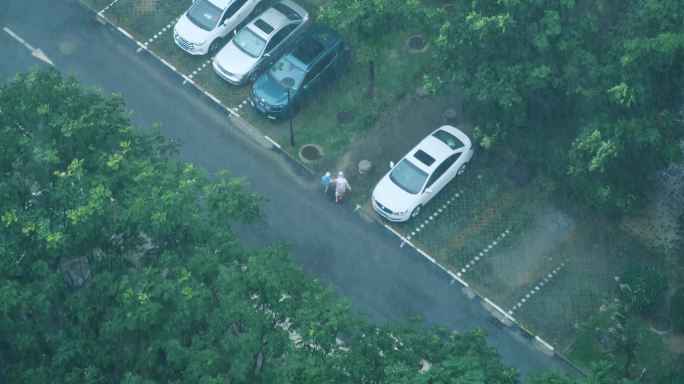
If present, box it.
[672,287,684,333]
[619,263,668,316]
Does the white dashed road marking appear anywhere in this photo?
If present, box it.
[405,190,463,242]
[97,0,121,15]
[509,259,571,315]
[183,58,214,84]
[137,18,178,53]
[456,228,510,277]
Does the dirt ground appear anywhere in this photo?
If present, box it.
[321,86,467,204]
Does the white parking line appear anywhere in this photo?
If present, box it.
[508,259,571,315]
[405,190,463,242]
[97,0,121,15]
[183,58,214,83]
[233,98,250,110]
[456,228,510,278]
[145,18,178,47]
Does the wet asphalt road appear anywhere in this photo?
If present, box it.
[0,0,578,380]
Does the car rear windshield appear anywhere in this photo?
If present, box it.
[389,159,428,195]
[432,129,465,150]
[273,3,302,21]
[233,27,267,57]
[291,36,325,65]
[187,0,222,31]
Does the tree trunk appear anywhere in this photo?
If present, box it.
[367,60,375,100]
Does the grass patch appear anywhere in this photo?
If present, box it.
[100,0,187,41]
[80,0,113,12]
[148,34,210,75]
[566,314,672,381]
[193,68,252,109]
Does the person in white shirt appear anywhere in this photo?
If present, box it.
[331,171,351,203]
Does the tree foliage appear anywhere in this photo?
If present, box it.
[426,0,684,214]
[317,0,436,99]
[0,69,522,383]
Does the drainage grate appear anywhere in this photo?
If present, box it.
[300,145,321,161]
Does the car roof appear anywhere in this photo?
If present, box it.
[248,1,308,40]
[207,0,232,9]
[287,26,342,67]
[405,125,471,173]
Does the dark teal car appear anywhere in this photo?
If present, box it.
[250,25,347,119]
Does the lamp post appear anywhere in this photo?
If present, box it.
[281,77,295,147]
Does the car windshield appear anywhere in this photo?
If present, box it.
[432,129,465,150]
[186,0,222,31]
[268,55,306,89]
[389,159,428,195]
[233,28,266,57]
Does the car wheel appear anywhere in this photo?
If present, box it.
[457,163,467,176]
[410,205,422,219]
[248,71,259,82]
[208,39,222,55]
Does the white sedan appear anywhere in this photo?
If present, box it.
[372,125,474,222]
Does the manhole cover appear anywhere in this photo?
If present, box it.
[407,35,429,53]
[409,36,426,50]
[651,314,671,334]
[300,144,322,161]
[58,41,77,56]
[337,111,355,125]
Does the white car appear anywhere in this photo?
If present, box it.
[213,0,310,85]
[372,125,474,222]
[173,0,263,55]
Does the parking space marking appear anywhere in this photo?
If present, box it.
[183,58,213,84]
[97,0,121,15]
[405,190,463,242]
[136,17,179,52]
[233,98,250,111]
[508,259,571,315]
[456,228,510,277]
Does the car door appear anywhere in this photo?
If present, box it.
[301,51,334,99]
[421,153,460,204]
[220,0,249,36]
[264,23,297,59]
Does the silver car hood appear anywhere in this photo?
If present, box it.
[214,40,260,76]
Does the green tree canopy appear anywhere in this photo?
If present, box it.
[317,0,437,99]
[426,0,684,214]
[1,69,529,383]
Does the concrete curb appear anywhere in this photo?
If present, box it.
[93,9,316,173]
[375,211,585,373]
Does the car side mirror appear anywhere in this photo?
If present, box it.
[224,19,230,26]
[389,161,395,169]
[425,188,433,194]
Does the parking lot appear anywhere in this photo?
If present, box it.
[81,0,683,375]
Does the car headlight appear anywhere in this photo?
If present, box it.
[396,209,409,216]
[195,39,207,46]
